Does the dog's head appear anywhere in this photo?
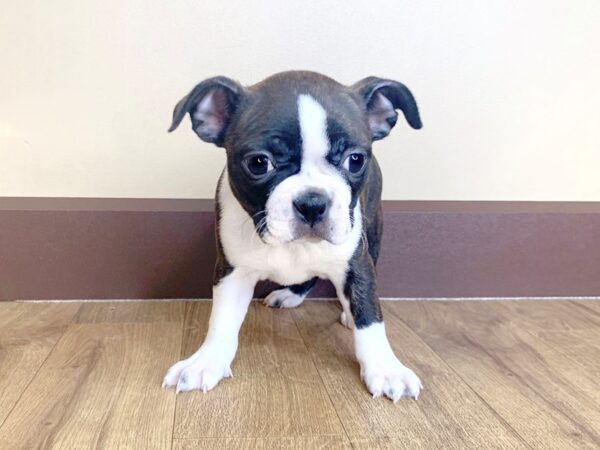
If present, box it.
[169,71,421,245]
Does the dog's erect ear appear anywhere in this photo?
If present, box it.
[168,76,244,146]
[352,77,422,141]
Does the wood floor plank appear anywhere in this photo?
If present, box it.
[389,301,600,449]
[349,435,445,449]
[0,303,79,426]
[173,435,351,450]
[0,322,182,449]
[528,328,600,354]
[512,329,600,403]
[496,298,600,352]
[470,301,600,410]
[174,302,344,438]
[293,301,525,449]
[570,300,600,316]
[75,300,185,323]
[493,300,600,331]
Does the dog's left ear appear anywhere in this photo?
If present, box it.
[352,77,422,141]
[168,76,245,147]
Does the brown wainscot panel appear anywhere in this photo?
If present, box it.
[1,198,599,300]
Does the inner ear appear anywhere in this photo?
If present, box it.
[191,88,232,143]
[367,92,398,141]
[168,76,243,147]
[352,77,422,141]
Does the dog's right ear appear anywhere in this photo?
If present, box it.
[168,76,244,147]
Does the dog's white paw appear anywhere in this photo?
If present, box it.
[340,311,353,328]
[263,288,305,308]
[162,355,232,394]
[361,361,422,402]
[355,322,422,402]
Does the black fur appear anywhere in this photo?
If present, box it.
[287,277,318,296]
[344,248,382,328]
[213,172,234,284]
[343,157,384,328]
[325,118,370,210]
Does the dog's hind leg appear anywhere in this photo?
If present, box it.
[263,277,318,308]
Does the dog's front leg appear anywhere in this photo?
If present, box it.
[162,268,257,393]
[342,256,422,402]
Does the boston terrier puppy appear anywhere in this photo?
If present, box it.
[162,71,423,402]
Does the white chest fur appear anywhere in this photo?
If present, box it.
[218,170,362,287]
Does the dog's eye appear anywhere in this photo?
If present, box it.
[244,154,274,178]
[342,152,366,175]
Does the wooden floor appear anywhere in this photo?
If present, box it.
[0,300,598,449]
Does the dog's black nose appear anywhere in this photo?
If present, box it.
[293,191,330,226]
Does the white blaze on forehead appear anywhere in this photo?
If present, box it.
[297,94,329,163]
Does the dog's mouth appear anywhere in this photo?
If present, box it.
[295,224,334,243]
[302,235,323,243]
[261,221,351,246]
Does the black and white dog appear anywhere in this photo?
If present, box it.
[163,71,423,402]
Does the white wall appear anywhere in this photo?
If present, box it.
[1,0,599,200]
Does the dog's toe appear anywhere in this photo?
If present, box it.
[340,311,354,328]
[263,288,305,309]
[363,364,422,402]
[400,367,423,399]
[163,356,232,394]
[176,366,222,393]
[162,358,192,388]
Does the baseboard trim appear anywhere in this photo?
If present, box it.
[1,198,599,300]
[13,297,600,303]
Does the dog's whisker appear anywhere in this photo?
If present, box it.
[254,217,268,244]
[241,209,267,230]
